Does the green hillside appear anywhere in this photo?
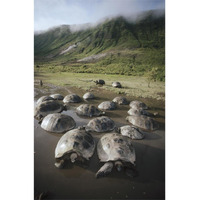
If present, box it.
[34,10,165,81]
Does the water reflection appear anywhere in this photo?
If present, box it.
[34,87,165,200]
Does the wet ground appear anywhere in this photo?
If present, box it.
[34,83,165,200]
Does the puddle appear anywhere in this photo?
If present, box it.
[34,85,165,199]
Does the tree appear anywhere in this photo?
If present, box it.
[146,67,158,87]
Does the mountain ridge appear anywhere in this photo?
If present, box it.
[34,10,165,81]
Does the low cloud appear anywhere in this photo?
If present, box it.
[35,0,165,32]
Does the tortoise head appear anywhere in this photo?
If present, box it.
[100,111,106,116]
[63,104,68,111]
[115,161,123,172]
[36,114,44,124]
[70,153,78,163]
[125,116,129,121]
[114,127,120,134]
[78,125,86,130]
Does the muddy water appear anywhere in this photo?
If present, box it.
[34,84,165,200]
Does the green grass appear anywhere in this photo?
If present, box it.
[34,12,165,100]
[34,72,165,100]
[34,13,165,81]
[35,46,165,81]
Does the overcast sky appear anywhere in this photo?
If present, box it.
[34,0,165,31]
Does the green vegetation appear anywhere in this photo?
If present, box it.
[34,72,165,100]
[34,10,165,82]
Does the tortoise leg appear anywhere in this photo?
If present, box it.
[95,162,113,179]
[55,159,65,169]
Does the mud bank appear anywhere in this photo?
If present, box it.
[34,83,165,200]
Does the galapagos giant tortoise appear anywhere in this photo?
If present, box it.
[112,96,129,105]
[129,100,148,110]
[36,96,54,105]
[63,94,82,103]
[94,79,105,85]
[54,128,95,168]
[83,92,95,100]
[41,113,76,133]
[85,116,115,133]
[96,133,136,178]
[98,101,117,110]
[50,94,64,100]
[76,104,105,117]
[112,82,122,88]
[126,115,159,131]
[34,100,66,121]
[117,125,144,140]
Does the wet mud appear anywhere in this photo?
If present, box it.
[34,83,165,200]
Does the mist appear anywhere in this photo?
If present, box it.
[34,8,165,36]
[35,0,165,32]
